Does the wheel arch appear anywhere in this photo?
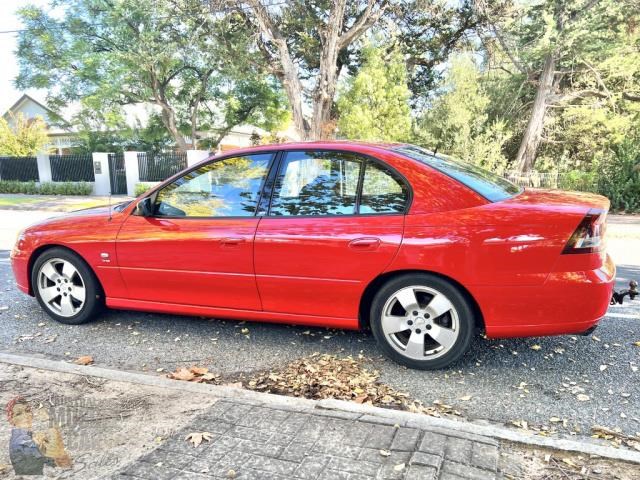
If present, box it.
[359,269,485,332]
[27,244,104,296]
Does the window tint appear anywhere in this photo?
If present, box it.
[360,162,408,214]
[154,154,272,217]
[270,151,362,216]
[394,145,521,202]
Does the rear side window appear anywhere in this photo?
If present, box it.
[360,162,408,214]
[270,151,361,216]
[394,145,521,202]
[268,150,409,216]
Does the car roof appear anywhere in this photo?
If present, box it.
[212,140,405,157]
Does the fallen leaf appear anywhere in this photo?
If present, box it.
[393,463,405,471]
[530,345,542,351]
[241,328,249,334]
[185,431,212,447]
[74,355,93,365]
[576,394,590,402]
[379,450,391,457]
[459,395,472,401]
[190,366,209,375]
[633,341,640,347]
[169,368,196,381]
[227,469,237,479]
[600,365,608,372]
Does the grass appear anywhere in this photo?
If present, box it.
[0,195,43,207]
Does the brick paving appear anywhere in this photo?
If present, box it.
[110,399,501,480]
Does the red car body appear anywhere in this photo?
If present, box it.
[11,142,615,339]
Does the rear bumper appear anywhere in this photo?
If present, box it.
[474,254,615,338]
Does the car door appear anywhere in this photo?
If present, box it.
[116,152,275,310]
[254,150,409,323]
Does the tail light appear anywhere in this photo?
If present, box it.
[562,209,606,254]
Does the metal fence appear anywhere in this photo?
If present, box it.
[137,152,187,182]
[50,154,95,182]
[504,171,598,192]
[0,156,39,182]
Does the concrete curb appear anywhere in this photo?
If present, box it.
[2,351,639,465]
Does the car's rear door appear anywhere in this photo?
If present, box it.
[254,149,408,325]
[116,152,275,310]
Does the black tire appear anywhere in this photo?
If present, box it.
[370,273,475,370]
[31,247,103,325]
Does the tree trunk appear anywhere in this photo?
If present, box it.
[159,103,189,152]
[309,0,346,140]
[514,54,556,173]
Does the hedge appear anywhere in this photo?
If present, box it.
[0,181,93,195]
[134,182,158,196]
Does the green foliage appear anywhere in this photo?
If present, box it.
[557,170,599,193]
[413,55,511,172]
[134,183,157,196]
[597,139,640,212]
[16,0,287,150]
[0,181,93,195]
[0,113,49,156]
[337,44,411,142]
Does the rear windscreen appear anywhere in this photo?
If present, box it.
[393,145,522,202]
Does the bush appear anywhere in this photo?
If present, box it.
[597,140,640,212]
[134,182,157,196]
[0,181,93,195]
[558,170,599,193]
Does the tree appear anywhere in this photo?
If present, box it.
[414,54,511,172]
[337,43,411,141]
[0,113,49,156]
[16,0,287,151]
[477,0,640,172]
[237,0,388,140]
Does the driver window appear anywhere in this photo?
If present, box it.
[154,153,273,217]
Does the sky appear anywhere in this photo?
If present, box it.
[0,0,51,114]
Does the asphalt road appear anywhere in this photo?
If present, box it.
[1,210,639,443]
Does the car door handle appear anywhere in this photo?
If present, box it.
[349,237,381,250]
[220,237,246,246]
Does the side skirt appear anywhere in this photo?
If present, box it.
[105,297,360,330]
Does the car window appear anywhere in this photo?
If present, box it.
[154,153,273,217]
[360,162,408,214]
[393,145,521,202]
[269,151,362,216]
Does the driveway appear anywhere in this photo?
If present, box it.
[0,210,639,443]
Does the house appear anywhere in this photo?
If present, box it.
[3,93,299,154]
[2,94,77,154]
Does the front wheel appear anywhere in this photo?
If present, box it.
[370,273,475,370]
[32,248,102,325]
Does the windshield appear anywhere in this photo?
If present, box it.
[393,145,521,202]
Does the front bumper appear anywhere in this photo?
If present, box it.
[10,244,31,295]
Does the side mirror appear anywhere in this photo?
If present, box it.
[134,197,153,217]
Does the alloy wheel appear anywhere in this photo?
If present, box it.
[380,285,459,360]
[37,258,86,317]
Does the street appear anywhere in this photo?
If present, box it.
[1,209,639,444]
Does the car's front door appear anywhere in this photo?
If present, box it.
[116,152,275,310]
[254,150,409,325]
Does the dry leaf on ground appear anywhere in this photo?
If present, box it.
[185,431,212,447]
[74,355,93,365]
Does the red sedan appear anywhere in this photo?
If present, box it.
[10,142,615,369]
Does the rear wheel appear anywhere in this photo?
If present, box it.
[32,248,102,325]
[370,273,475,369]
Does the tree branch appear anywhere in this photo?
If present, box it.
[337,0,388,50]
